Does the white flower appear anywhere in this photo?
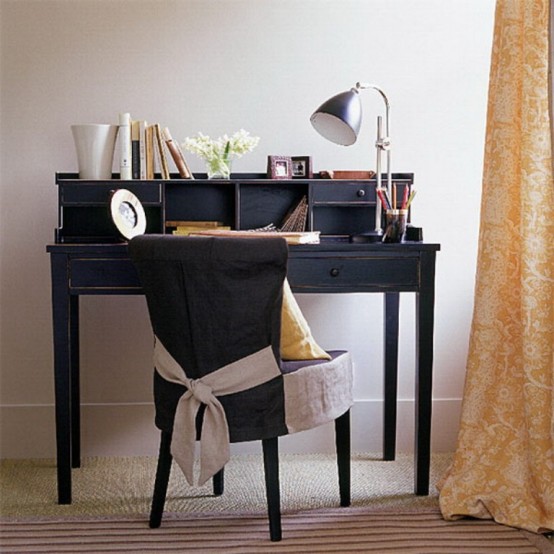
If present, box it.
[183,129,259,163]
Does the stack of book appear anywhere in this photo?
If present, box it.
[120,113,194,180]
[189,228,320,245]
[166,220,231,235]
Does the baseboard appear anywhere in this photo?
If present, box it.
[0,398,461,459]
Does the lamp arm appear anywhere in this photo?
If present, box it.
[355,82,392,200]
[355,82,391,144]
[356,82,390,111]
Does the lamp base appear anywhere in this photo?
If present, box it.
[349,229,384,243]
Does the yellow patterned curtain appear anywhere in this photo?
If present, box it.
[438,0,554,534]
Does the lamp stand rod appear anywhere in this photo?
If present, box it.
[375,116,383,230]
[356,82,392,215]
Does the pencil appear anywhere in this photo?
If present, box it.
[405,188,417,210]
[401,185,410,209]
[376,188,390,210]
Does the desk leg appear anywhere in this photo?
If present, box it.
[50,254,72,504]
[414,251,437,495]
[383,292,400,461]
[70,296,80,469]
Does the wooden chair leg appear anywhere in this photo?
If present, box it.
[149,431,173,528]
[213,467,224,496]
[334,409,351,507]
[262,437,282,542]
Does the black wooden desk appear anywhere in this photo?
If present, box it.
[47,240,440,504]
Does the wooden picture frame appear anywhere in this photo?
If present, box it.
[267,155,293,179]
[291,156,313,179]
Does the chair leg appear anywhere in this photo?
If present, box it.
[262,437,282,542]
[149,431,173,528]
[334,409,351,507]
[213,467,224,496]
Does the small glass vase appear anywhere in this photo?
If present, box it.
[206,156,233,179]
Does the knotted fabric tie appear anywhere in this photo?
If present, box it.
[153,337,281,486]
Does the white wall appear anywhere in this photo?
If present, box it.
[0,0,495,458]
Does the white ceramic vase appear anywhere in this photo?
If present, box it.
[71,124,119,180]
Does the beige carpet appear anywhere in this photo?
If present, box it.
[1,452,451,517]
[1,453,553,553]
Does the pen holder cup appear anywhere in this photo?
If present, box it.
[383,209,408,243]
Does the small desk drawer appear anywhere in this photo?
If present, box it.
[69,258,141,290]
[288,256,419,291]
[311,183,376,203]
[61,183,163,205]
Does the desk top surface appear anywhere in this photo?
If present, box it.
[47,241,440,255]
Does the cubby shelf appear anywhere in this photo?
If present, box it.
[54,172,414,243]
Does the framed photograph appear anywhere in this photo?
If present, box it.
[267,155,293,179]
[291,156,313,179]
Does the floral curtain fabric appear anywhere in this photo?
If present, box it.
[438,0,554,534]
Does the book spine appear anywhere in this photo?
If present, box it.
[145,124,154,179]
[153,124,170,179]
[131,120,140,179]
[139,121,147,180]
[119,112,132,180]
[165,220,223,228]
[162,127,191,179]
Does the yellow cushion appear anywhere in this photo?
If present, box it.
[280,278,331,361]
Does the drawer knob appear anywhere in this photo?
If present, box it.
[357,189,366,197]
[330,268,340,277]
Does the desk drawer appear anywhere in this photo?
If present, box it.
[61,183,163,205]
[70,258,141,290]
[288,256,419,291]
[311,183,376,203]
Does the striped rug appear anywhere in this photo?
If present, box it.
[2,508,553,553]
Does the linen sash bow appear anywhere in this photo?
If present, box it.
[153,337,281,486]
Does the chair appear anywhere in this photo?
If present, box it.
[129,234,353,541]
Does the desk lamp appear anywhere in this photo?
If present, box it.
[310,82,392,240]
